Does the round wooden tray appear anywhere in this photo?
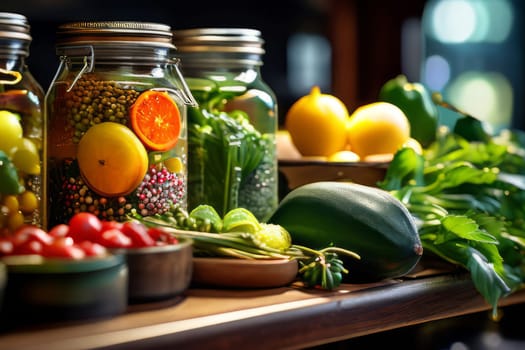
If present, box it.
[192,257,298,288]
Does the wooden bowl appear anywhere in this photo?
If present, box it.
[278,158,388,199]
[192,258,298,288]
[112,237,193,303]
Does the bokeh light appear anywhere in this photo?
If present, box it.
[446,72,513,132]
[423,55,450,91]
[428,0,513,44]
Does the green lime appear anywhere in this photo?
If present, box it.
[253,223,292,251]
[222,207,261,233]
[189,205,223,232]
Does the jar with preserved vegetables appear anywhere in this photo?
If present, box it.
[0,12,44,234]
[44,21,195,228]
[172,28,278,221]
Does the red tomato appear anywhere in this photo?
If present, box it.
[42,236,86,259]
[78,241,108,257]
[67,212,102,243]
[11,225,53,247]
[120,221,155,247]
[48,224,70,238]
[100,220,124,232]
[97,229,132,248]
[15,239,44,255]
[148,227,178,245]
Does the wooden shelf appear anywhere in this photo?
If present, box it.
[1,269,525,350]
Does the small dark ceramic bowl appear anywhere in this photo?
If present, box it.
[0,254,127,329]
[112,237,193,303]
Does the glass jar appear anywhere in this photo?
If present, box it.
[173,28,278,221]
[0,12,45,234]
[44,21,195,228]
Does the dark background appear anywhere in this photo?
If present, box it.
[2,0,427,125]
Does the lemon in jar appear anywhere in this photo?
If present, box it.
[0,110,23,154]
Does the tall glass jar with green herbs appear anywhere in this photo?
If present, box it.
[173,28,278,221]
[44,21,195,228]
[0,12,44,234]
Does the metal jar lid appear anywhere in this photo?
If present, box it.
[172,28,265,66]
[0,12,32,57]
[56,21,175,49]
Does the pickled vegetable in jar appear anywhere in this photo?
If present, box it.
[173,28,279,221]
[0,12,44,234]
[44,21,195,228]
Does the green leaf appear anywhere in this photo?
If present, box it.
[422,239,510,318]
[426,163,498,194]
[378,147,425,190]
[441,215,499,244]
[466,249,510,319]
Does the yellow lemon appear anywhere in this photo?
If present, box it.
[347,102,410,159]
[285,86,349,157]
[327,150,360,162]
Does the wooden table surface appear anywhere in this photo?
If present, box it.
[1,266,524,350]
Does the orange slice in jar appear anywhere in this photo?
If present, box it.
[77,122,149,197]
[130,90,181,151]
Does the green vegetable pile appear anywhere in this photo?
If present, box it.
[187,78,276,221]
[130,204,359,290]
[378,85,525,318]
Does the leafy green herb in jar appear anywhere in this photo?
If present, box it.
[187,79,275,220]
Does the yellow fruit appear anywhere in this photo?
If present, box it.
[18,190,38,213]
[0,110,23,153]
[77,122,149,197]
[164,157,183,173]
[327,150,360,162]
[285,86,349,157]
[347,102,410,158]
[11,137,41,175]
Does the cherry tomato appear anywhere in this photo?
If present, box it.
[67,212,102,243]
[11,225,53,247]
[97,229,132,248]
[41,236,86,259]
[148,227,178,245]
[77,241,107,257]
[120,221,155,247]
[48,224,70,238]
[15,239,44,255]
[100,220,124,232]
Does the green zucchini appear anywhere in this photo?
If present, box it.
[268,181,423,282]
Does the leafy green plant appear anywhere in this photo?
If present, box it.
[187,79,274,220]
[379,125,525,318]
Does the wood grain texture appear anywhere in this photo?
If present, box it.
[1,271,524,350]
